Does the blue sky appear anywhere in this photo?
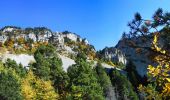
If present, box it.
[0,0,170,50]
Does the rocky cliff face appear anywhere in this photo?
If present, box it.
[0,26,91,58]
[100,35,163,77]
[2,26,157,77]
[98,47,127,65]
[117,36,166,77]
[50,31,92,57]
[116,37,153,76]
[52,31,89,45]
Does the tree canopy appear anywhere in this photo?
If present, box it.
[67,54,104,99]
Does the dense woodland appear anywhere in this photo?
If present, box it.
[0,44,137,100]
[1,8,170,100]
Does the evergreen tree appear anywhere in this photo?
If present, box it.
[0,62,23,100]
[49,56,69,99]
[110,70,138,100]
[32,51,51,80]
[67,54,104,99]
[95,62,116,99]
[125,60,142,88]
[4,59,26,77]
[32,44,69,99]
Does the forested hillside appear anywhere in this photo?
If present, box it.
[1,8,170,100]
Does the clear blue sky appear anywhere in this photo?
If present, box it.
[0,0,170,50]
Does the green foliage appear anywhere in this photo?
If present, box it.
[32,44,56,80]
[76,52,87,61]
[4,59,26,77]
[49,56,69,99]
[0,63,23,100]
[64,37,72,44]
[67,57,104,99]
[32,44,69,99]
[32,52,51,80]
[95,62,115,98]
[110,70,138,100]
[125,60,142,88]
[34,27,52,34]
[138,84,161,100]
[113,61,126,69]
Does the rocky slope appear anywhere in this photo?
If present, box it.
[0,26,134,76]
[0,26,154,77]
[0,26,140,100]
[115,37,153,76]
[0,52,119,73]
[99,35,165,77]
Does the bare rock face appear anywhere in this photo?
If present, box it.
[115,36,161,77]
[100,35,163,77]
[105,47,127,65]
[50,31,91,57]
[98,47,127,65]
[1,54,35,68]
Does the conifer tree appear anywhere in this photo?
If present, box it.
[95,62,116,99]
[0,62,23,100]
[67,53,104,99]
[32,44,69,98]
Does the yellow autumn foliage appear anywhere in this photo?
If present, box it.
[162,83,170,96]
[138,84,161,100]
[21,70,59,100]
[139,33,170,99]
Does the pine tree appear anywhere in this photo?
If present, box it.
[0,62,23,100]
[31,44,69,98]
[126,60,142,88]
[95,62,116,99]
[110,70,138,100]
[4,58,26,77]
[67,54,104,99]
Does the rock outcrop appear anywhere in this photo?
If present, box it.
[101,47,127,65]
[116,37,153,77]
[100,35,162,77]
